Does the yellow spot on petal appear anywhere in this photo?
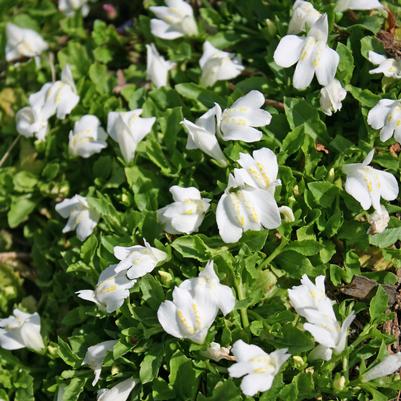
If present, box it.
[256,162,271,188]
[238,191,259,224]
[177,309,194,335]
[230,193,246,227]
[192,303,201,331]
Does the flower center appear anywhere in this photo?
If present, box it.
[247,162,271,188]
[96,278,118,297]
[176,303,202,335]
[250,355,276,374]
[300,37,316,62]
[182,199,205,215]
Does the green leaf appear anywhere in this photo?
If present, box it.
[307,182,338,208]
[58,42,91,76]
[346,85,381,108]
[89,63,112,94]
[169,352,198,401]
[13,171,38,192]
[279,383,298,400]
[61,377,88,401]
[140,344,164,384]
[336,42,355,84]
[171,235,213,261]
[197,381,242,401]
[281,125,305,158]
[240,230,268,251]
[139,275,165,310]
[175,83,226,108]
[270,324,315,353]
[285,240,323,256]
[7,196,36,228]
[369,286,388,321]
[57,337,81,368]
[369,227,401,248]
[152,378,176,400]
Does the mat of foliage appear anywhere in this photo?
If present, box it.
[1,0,401,400]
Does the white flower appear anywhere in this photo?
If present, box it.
[97,378,137,401]
[216,174,281,243]
[146,43,176,88]
[288,0,321,34]
[107,109,156,163]
[76,265,136,313]
[368,51,401,78]
[228,340,290,397]
[233,148,280,191]
[288,275,333,316]
[181,104,227,165]
[179,260,236,316]
[279,206,295,222]
[16,106,48,141]
[274,14,339,90]
[55,195,100,241]
[149,0,198,40]
[68,115,108,158]
[202,342,234,362]
[219,91,271,142]
[362,353,401,382]
[83,340,117,386]
[5,23,48,62]
[199,41,244,87]
[367,99,401,142]
[0,309,45,352]
[288,275,355,361]
[157,285,217,344]
[320,79,347,116]
[59,0,90,16]
[29,65,79,120]
[113,240,167,280]
[158,186,210,234]
[335,0,383,12]
[342,150,399,211]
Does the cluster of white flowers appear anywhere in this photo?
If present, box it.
[342,150,398,233]
[289,275,355,361]
[157,260,236,343]
[16,64,79,140]
[58,0,90,17]
[275,9,347,116]
[217,148,282,243]
[5,0,401,398]
[182,90,272,164]
[147,0,244,88]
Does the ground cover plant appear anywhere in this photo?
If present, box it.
[1,0,401,400]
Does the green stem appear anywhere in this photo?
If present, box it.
[259,237,289,269]
[234,276,249,329]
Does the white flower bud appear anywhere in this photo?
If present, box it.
[320,79,347,116]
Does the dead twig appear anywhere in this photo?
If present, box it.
[0,252,31,263]
[0,135,20,168]
[265,99,284,111]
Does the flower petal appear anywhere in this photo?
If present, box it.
[274,35,304,68]
[315,47,339,87]
[216,193,243,243]
[344,176,372,210]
